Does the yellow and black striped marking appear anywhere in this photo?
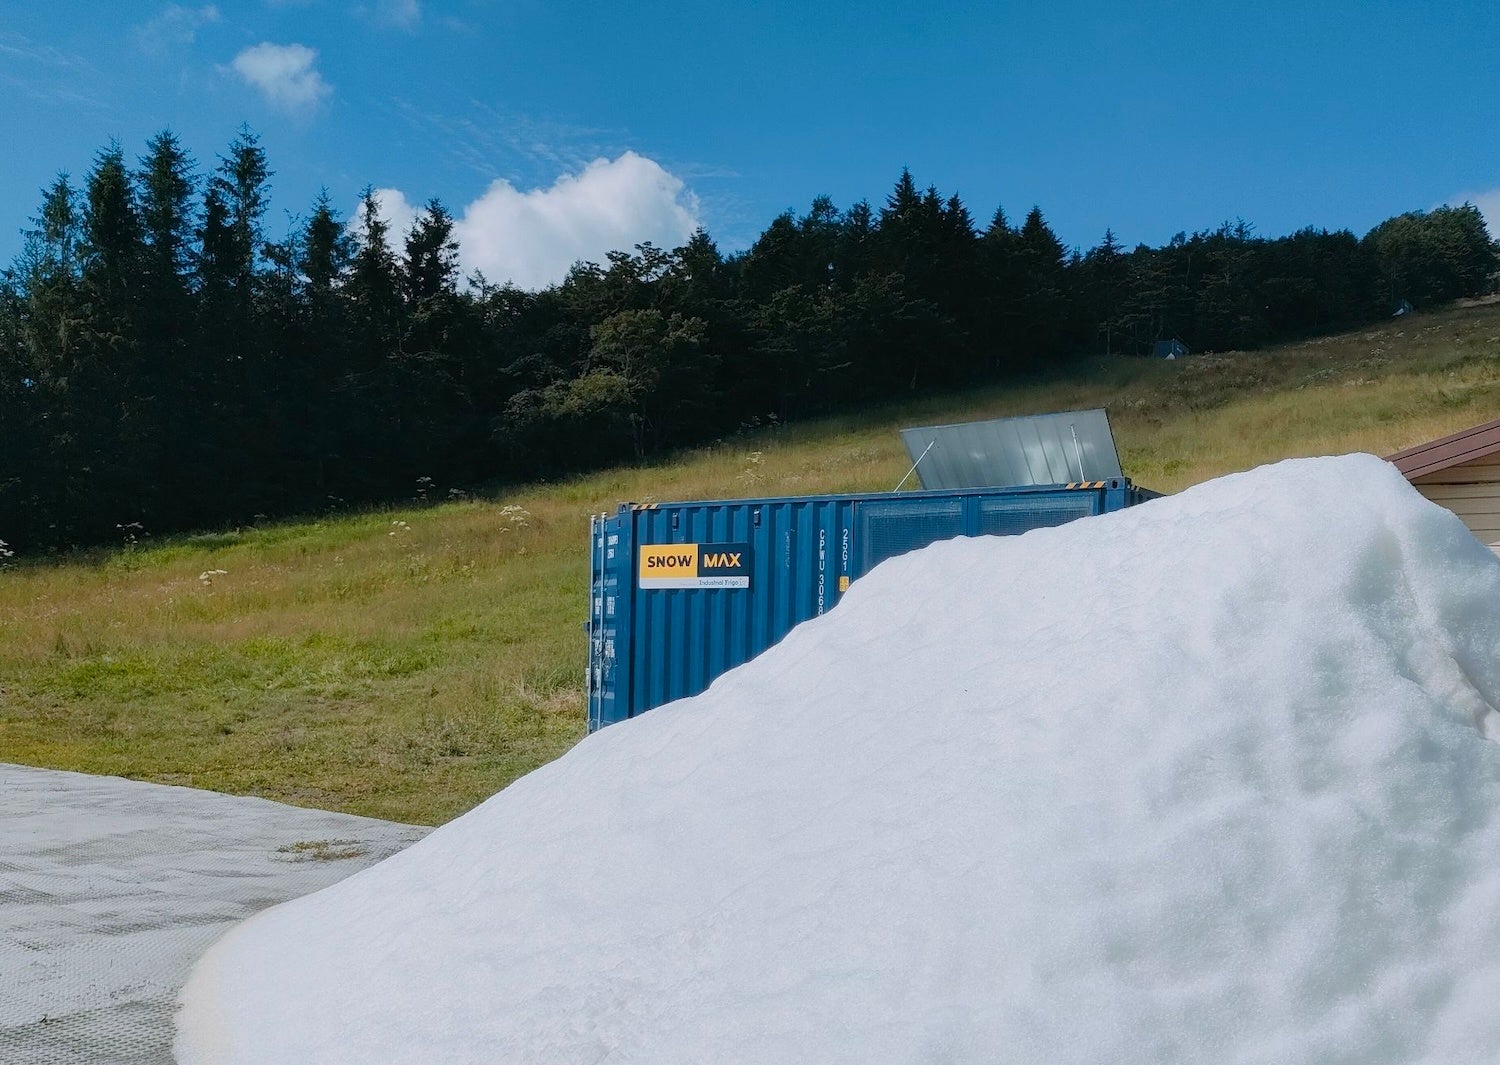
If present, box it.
[1065,481,1107,489]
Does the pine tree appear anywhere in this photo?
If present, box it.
[267,192,354,499]
[16,174,82,373]
[217,126,271,289]
[4,178,83,547]
[739,211,801,303]
[1084,229,1127,354]
[1017,206,1074,364]
[72,144,148,534]
[0,269,38,546]
[833,200,874,286]
[133,131,199,521]
[348,187,401,363]
[401,199,460,307]
[192,129,275,518]
[79,143,144,337]
[392,198,471,476]
[137,131,196,318]
[302,191,353,302]
[340,189,406,486]
[977,205,1026,371]
[883,167,920,220]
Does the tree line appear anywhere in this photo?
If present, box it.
[2,128,1495,553]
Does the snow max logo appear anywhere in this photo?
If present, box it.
[639,542,752,589]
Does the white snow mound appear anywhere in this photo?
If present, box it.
[176,454,1500,1065]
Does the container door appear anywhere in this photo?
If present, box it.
[587,512,629,731]
[628,503,758,720]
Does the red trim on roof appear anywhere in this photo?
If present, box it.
[1386,417,1500,479]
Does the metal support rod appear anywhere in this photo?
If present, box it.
[892,440,936,493]
[1070,424,1086,481]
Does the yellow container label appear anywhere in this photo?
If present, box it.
[638,542,752,590]
[639,544,699,578]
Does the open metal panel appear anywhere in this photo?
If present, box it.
[899,408,1123,490]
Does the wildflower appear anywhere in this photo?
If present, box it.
[741,451,765,486]
[498,504,531,532]
[198,569,228,586]
[116,522,147,548]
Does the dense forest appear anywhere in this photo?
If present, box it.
[1,129,1495,553]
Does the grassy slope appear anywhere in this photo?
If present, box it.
[4,300,1500,825]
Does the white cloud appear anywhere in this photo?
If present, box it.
[1444,189,1500,239]
[355,155,701,289]
[444,152,699,289]
[353,0,421,28]
[134,4,220,54]
[379,0,421,29]
[230,42,331,115]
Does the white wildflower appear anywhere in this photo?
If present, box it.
[498,504,531,532]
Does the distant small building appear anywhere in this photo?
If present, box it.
[1388,418,1500,556]
[1154,338,1190,360]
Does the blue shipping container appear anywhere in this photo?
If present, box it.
[587,478,1157,731]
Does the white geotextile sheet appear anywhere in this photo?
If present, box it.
[0,764,426,1064]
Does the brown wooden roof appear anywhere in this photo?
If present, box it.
[1387,417,1500,479]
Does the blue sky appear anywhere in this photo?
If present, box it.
[3,1,1499,288]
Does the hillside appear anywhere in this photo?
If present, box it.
[5,299,1500,825]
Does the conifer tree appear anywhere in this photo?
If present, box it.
[217,127,271,290]
[69,144,149,533]
[401,199,460,307]
[340,188,404,485]
[1017,206,1073,363]
[833,200,874,286]
[393,199,471,475]
[16,174,82,373]
[133,131,199,518]
[1084,229,1127,354]
[348,187,401,364]
[301,191,353,302]
[137,132,196,320]
[79,143,144,338]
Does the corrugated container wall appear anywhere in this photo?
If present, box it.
[588,479,1157,731]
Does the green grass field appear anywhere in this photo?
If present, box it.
[5,299,1500,825]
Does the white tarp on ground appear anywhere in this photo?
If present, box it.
[0,766,426,1064]
[177,455,1500,1065]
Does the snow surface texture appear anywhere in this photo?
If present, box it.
[177,455,1500,1065]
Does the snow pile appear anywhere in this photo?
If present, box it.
[176,455,1500,1065]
